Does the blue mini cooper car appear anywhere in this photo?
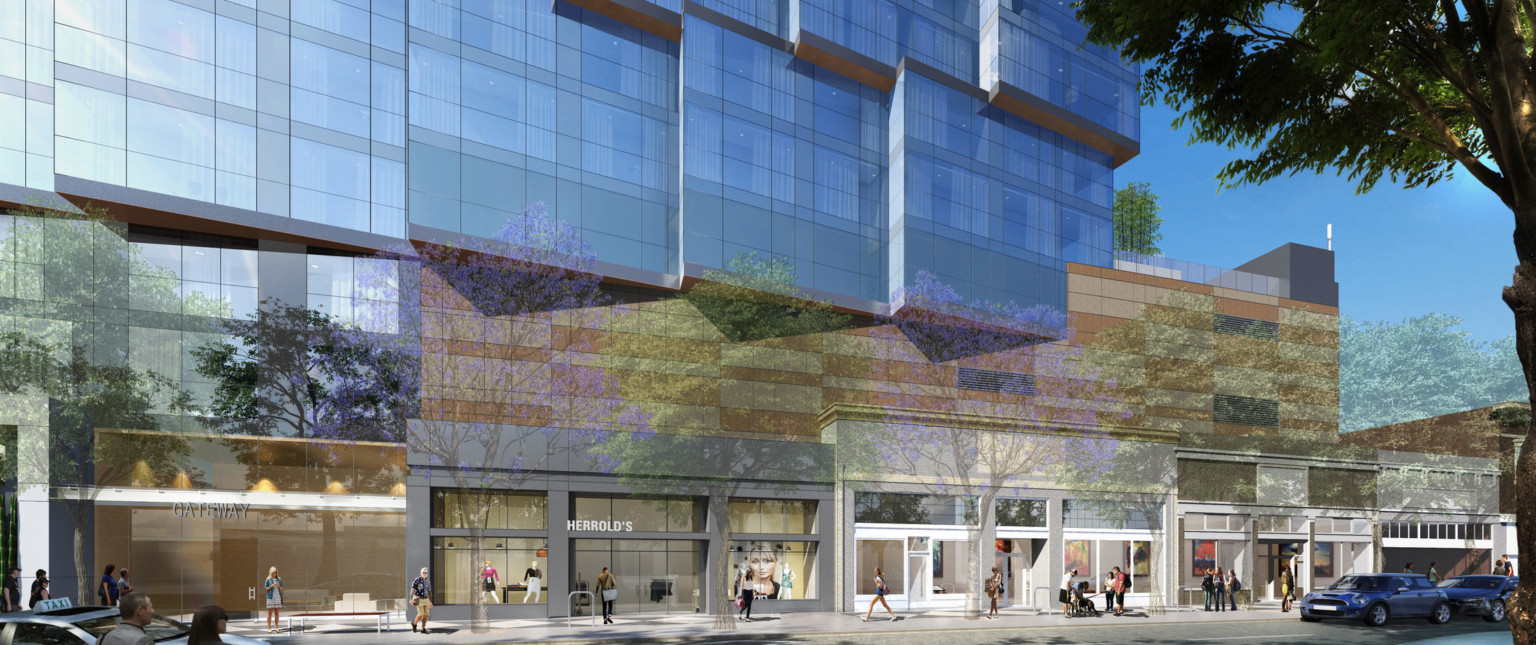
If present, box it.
[1438,575,1518,622]
[1299,573,1452,626]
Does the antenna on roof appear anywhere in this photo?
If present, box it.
[1327,223,1333,251]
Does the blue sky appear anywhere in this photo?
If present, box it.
[1115,103,1518,343]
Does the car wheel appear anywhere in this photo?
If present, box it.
[1428,601,1451,624]
[1484,600,1507,623]
[1300,614,1321,622]
[1363,603,1389,627]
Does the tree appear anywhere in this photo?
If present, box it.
[596,252,848,630]
[1074,2,1536,636]
[331,203,651,633]
[1113,182,1165,256]
[1340,313,1527,433]
[842,272,1126,618]
[0,204,201,604]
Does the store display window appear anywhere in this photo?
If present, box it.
[432,489,547,530]
[728,541,818,599]
[728,499,817,534]
[431,537,548,605]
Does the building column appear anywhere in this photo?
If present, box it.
[1302,518,1315,596]
[705,490,726,616]
[1046,497,1064,612]
[834,478,854,613]
[10,395,50,601]
[1169,504,1182,608]
[547,489,570,617]
[1244,514,1257,609]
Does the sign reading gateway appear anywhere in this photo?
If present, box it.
[172,502,252,519]
[568,520,633,532]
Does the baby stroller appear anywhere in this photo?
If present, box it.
[1067,582,1100,618]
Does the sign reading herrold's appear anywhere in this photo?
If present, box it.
[171,501,252,519]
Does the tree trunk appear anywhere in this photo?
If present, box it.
[969,490,997,620]
[1145,524,1165,616]
[68,496,90,607]
[469,504,489,633]
[1501,258,1536,645]
[710,495,736,630]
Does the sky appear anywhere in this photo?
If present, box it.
[1115,103,1519,344]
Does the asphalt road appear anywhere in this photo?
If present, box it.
[683,618,1514,645]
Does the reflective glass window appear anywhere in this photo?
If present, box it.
[128,0,214,61]
[292,40,371,106]
[127,44,214,98]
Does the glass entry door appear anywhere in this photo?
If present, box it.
[906,537,931,608]
[572,539,700,615]
[994,552,1030,608]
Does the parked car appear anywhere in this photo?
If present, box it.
[1299,573,1452,626]
[0,606,269,644]
[1437,575,1519,622]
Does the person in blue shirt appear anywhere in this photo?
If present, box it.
[99,564,119,607]
[264,566,283,634]
[410,568,433,634]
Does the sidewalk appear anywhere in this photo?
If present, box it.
[232,602,1300,644]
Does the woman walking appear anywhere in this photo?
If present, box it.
[99,564,118,607]
[862,567,895,622]
[1060,568,1076,615]
[1278,564,1293,612]
[186,605,228,645]
[264,566,283,633]
[736,560,755,621]
[1428,561,1440,584]
[986,565,1004,619]
[597,567,617,624]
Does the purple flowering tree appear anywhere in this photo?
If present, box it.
[335,203,652,633]
[845,272,1127,618]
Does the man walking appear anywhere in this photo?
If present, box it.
[410,567,432,634]
[100,593,155,645]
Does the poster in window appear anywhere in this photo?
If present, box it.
[1313,542,1334,578]
[1127,541,1150,576]
[932,541,943,577]
[1192,540,1216,576]
[1064,540,1091,575]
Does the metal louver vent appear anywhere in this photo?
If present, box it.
[1213,314,1279,340]
[1213,393,1280,427]
[958,367,1036,395]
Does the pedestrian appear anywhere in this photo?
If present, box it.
[1278,565,1292,612]
[1201,569,1214,611]
[986,565,1004,619]
[1112,566,1129,616]
[100,593,154,645]
[263,566,282,633]
[99,564,119,607]
[1427,561,1440,584]
[1060,568,1076,615]
[596,566,617,624]
[1226,568,1240,611]
[1403,562,1415,575]
[186,604,228,645]
[118,569,135,599]
[1505,555,1516,576]
[410,567,433,633]
[0,567,19,612]
[862,566,896,622]
[1212,567,1225,612]
[1494,556,1508,575]
[1102,570,1117,615]
[28,570,48,609]
[736,559,754,621]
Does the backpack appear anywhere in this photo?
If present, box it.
[1202,574,1213,591]
[1231,575,1242,592]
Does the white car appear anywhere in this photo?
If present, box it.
[0,606,268,644]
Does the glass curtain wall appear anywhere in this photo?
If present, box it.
[572,540,700,615]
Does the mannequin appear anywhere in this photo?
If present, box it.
[780,564,796,600]
[481,562,500,604]
[523,561,543,603]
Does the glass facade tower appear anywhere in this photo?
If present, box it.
[1,0,1138,311]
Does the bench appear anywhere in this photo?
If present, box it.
[285,611,391,635]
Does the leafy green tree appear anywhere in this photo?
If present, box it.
[1113,182,1165,255]
[1341,314,1527,433]
[1074,2,1536,636]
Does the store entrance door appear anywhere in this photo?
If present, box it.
[1260,542,1303,601]
[993,551,1030,608]
[217,538,258,619]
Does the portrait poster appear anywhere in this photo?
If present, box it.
[1064,540,1091,576]
[1128,541,1150,576]
[1313,542,1334,578]
[933,541,943,577]
[1193,540,1216,576]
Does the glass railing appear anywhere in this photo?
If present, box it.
[1112,250,1285,297]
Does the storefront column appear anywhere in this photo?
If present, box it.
[1371,517,1384,573]
[548,489,570,617]
[834,480,855,613]
[1243,514,1257,609]
[705,492,725,616]
[1046,498,1063,612]
[1172,514,1184,607]
[10,394,49,600]
[1302,519,1315,596]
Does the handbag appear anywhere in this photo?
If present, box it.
[734,597,745,608]
[601,589,618,602]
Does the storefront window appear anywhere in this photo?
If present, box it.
[432,490,547,530]
[931,539,974,595]
[1063,499,1162,530]
[96,430,406,495]
[854,493,972,525]
[728,499,817,534]
[431,537,548,605]
[573,495,700,532]
[855,540,906,594]
[572,540,700,615]
[728,541,817,599]
[995,498,1046,527]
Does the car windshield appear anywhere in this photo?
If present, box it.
[1329,575,1387,591]
[1438,577,1502,590]
[76,614,189,642]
